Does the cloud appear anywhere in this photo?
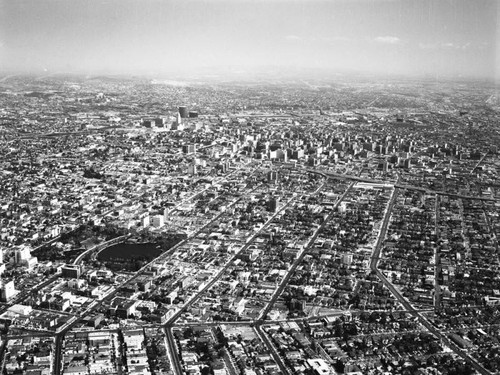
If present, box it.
[419,42,476,50]
[285,35,302,42]
[374,36,401,44]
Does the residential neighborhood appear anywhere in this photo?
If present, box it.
[0,74,499,375]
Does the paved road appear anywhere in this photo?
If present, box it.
[369,187,399,270]
[165,191,300,325]
[0,338,7,375]
[258,181,355,321]
[369,188,491,375]
[471,152,489,174]
[481,199,500,264]
[0,273,61,316]
[434,195,442,310]
[163,179,354,374]
[42,166,497,374]
[305,168,496,202]
[172,307,435,328]
[254,324,290,375]
[248,181,355,374]
[164,326,183,375]
[53,333,65,375]
[374,268,491,375]
[53,178,264,374]
[162,193,300,373]
[72,234,131,265]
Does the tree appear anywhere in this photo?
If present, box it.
[183,327,194,339]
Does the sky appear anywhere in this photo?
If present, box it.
[0,0,498,80]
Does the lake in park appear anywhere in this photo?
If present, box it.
[98,242,162,263]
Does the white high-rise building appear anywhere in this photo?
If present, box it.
[0,280,17,302]
[152,215,164,228]
[13,246,37,269]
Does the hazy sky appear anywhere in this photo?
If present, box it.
[0,0,498,79]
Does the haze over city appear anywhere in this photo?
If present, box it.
[3,1,500,375]
[1,0,499,80]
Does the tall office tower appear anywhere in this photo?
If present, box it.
[178,106,188,119]
[382,160,389,173]
[268,197,279,213]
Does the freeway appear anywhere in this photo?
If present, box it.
[172,307,435,328]
[304,167,497,202]
[17,125,124,139]
[369,188,491,375]
[36,164,499,375]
